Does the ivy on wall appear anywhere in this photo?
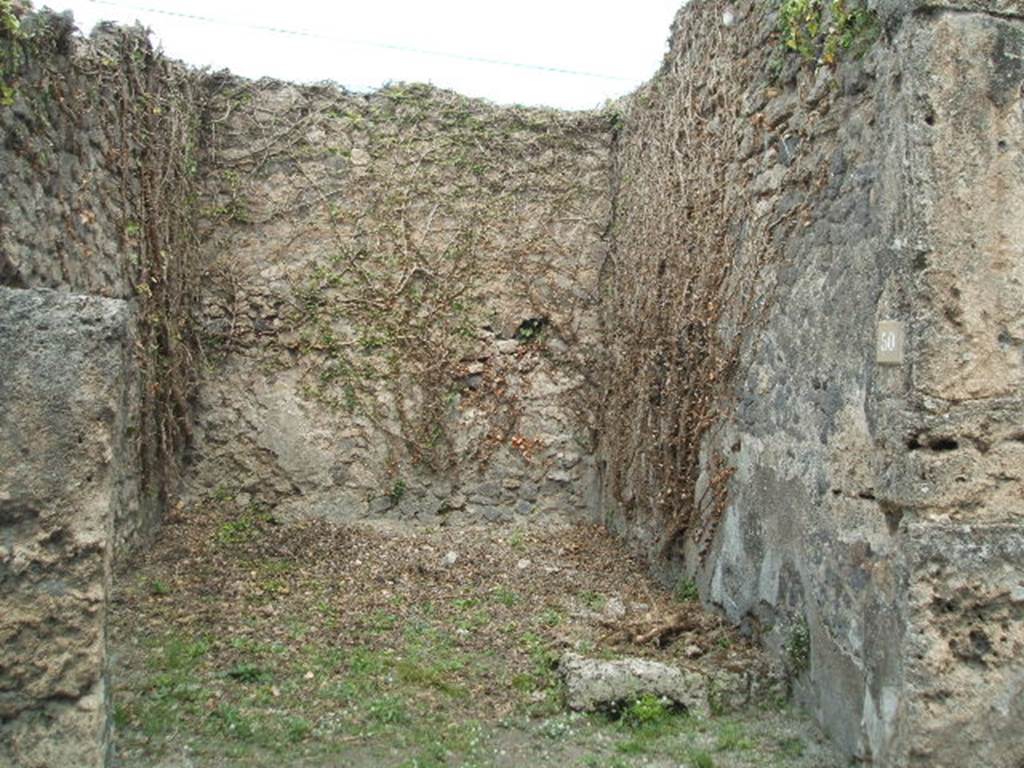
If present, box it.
[599,0,781,563]
[1,0,29,106]
[779,0,879,65]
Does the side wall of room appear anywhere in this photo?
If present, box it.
[596,0,1024,764]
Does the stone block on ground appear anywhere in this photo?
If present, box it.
[559,653,708,715]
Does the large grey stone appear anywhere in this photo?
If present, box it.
[0,288,132,767]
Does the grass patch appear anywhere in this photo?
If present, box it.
[491,586,520,606]
[208,704,256,741]
[603,694,698,756]
[578,589,606,610]
[224,663,272,684]
[715,720,754,752]
[538,607,564,627]
[621,694,674,730]
[365,609,399,633]
[674,577,699,603]
[776,735,806,758]
[366,695,409,725]
[110,509,838,765]
[396,658,463,696]
[150,634,210,672]
[215,507,273,546]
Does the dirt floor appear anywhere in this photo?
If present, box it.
[108,496,846,767]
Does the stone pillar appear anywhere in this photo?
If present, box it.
[873,5,1024,764]
[0,288,131,768]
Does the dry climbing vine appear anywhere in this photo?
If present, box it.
[2,11,207,503]
[87,27,208,501]
[202,81,609,476]
[599,0,787,561]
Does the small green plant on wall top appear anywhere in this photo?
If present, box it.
[0,0,18,35]
[0,0,26,106]
[779,0,879,65]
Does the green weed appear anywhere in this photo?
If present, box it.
[224,663,271,684]
[778,0,879,65]
[777,735,806,758]
[208,704,256,741]
[491,586,520,606]
[786,618,811,676]
[715,720,754,752]
[366,696,409,725]
[621,694,673,729]
[674,577,699,602]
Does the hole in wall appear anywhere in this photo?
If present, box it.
[906,435,959,452]
[997,328,1020,348]
[883,506,903,535]
[931,595,958,614]
[0,502,40,527]
[43,526,66,546]
[972,437,991,454]
[0,259,27,289]
[514,317,548,342]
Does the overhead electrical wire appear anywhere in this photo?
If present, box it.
[84,0,635,82]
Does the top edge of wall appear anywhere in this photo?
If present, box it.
[12,7,616,116]
[869,0,1024,20]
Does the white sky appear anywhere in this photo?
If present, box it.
[48,0,684,110]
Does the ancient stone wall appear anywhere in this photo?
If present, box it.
[0,12,207,550]
[1,12,206,765]
[187,78,612,526]
[596,0,1024,765]
[2,1,1022,765]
